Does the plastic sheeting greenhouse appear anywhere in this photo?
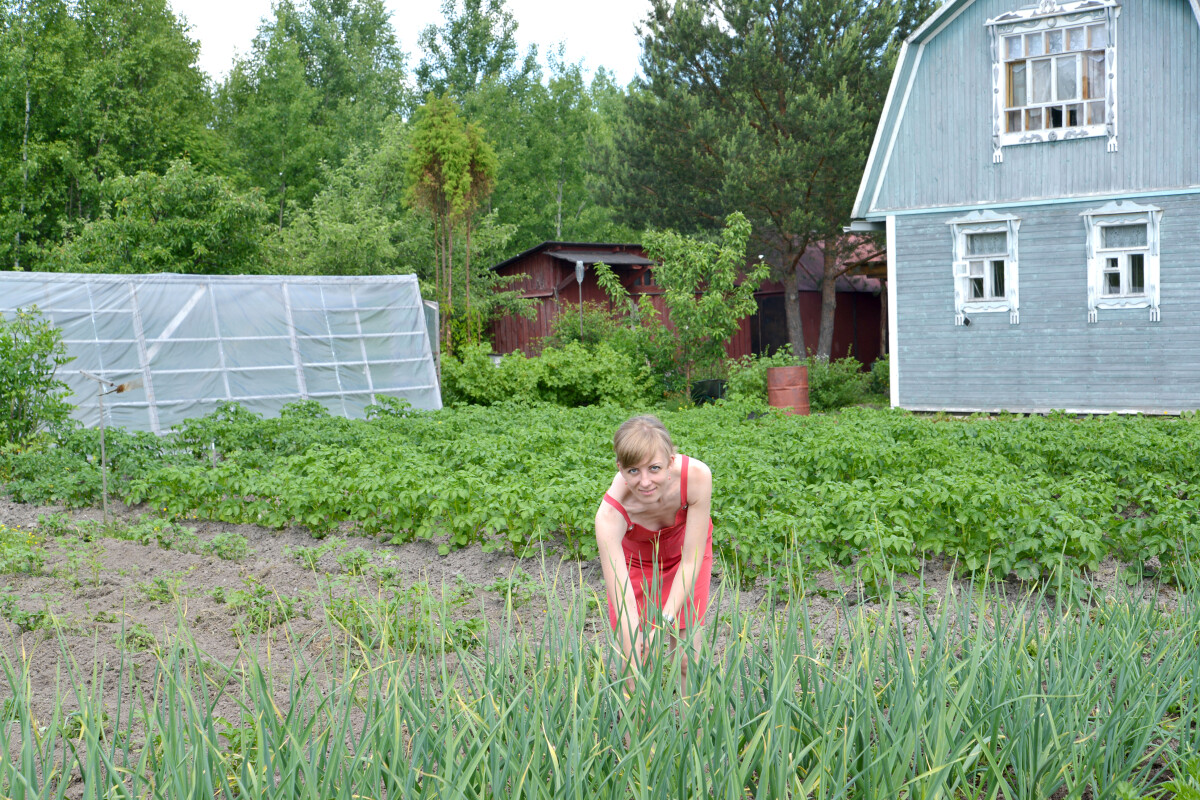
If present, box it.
[0,273,442,433]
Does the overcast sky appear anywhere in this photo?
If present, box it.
[167,0,651,87]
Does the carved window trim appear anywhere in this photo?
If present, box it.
[948,210,1022,325]
[987,0,1120,163]
[1081,200,1162,322]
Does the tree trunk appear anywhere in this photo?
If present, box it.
[17,80,29,270]
[816,245,839,359]
[555,179,563,239]
[17,9,29,270]
[781,269,807,356]
[444,215,454,352]
[464,217,472,333]
[879,279,888,356]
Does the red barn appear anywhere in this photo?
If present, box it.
[488,241,886,364]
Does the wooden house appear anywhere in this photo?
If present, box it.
[851,0,1200,413]
[488,241,884,364]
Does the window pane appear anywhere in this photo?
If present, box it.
[1130,254,1145,294]
[1089,24,1107,50]
[966,232,1007,256]
[970,278,985,299]
[1047,30,1064,54]
[1006,35,1023,59]
[968,261,985,277]
[1026,108,1043,130]
[1086,54,1106,99]
[990,260,1006,298]
[1007,110,1023,132]
[1087,101,1105,125]
[1066,104,1082,126]
[1057,56,1077,100]
[1104,272,1121,294]
[1027,32,1045,57]
[1102,224,1148,249]
[1048,105,1064,128]
[1009,62,1027,107]
[1032,59,1052,103]
[1068,27,1086,51]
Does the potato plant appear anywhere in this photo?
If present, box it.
[6,402,1200,583]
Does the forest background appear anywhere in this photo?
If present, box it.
[0,0,935,359]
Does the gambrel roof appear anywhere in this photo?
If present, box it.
[851,0,1200,222]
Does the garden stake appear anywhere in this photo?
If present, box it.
[79,370,112,524]
[78,371,142,524]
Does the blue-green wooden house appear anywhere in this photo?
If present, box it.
[852,0,1200,413]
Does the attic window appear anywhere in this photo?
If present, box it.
[987,0,1120,162]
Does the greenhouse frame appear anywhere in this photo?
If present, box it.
[0,272,442,433]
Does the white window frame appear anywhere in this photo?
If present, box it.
[986,0,1120,163]
[1081,200,1162,322]
[948,210,1021,325]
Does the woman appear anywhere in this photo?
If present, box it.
[595,415,714,683]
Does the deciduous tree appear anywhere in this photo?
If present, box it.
[49,160,272,275]
[405,95,498,351]
[613,0,934,357]
[642,211,768,395]
[0,0,214,269]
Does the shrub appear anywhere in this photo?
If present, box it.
[725,346,803,402]
[441,342,652,407]
[867,354,890,397]
[725,347,870,411]
[0,307,74,445]
[441,345,540,406]
[541,301,625,350]
[806,356,870,411]
[536,342,652,407]
[542,298,684,399]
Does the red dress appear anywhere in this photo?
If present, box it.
[603,455,714,631]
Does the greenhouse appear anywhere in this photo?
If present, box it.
[0,272,442,433]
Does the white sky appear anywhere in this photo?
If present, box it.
[167,0,650,87]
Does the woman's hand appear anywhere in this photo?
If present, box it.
[637,627,656,663]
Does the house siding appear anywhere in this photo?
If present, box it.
[871,0,1200,214]
[893,193,1200,412]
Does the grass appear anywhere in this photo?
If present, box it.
[2,568,1200,799]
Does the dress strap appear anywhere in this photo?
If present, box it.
[603,493,633,529]
[679,455,689,510]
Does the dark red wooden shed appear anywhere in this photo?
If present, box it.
[488,241,886,365]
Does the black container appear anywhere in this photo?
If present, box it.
[691,379,727,405]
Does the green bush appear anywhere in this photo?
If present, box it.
[441,342,652,407]
[725,347,870,411]
[868,354,890,396]
[541,301,626,350]
[725,346,803,402]
[0,307,74,445]
[536,342,652,407]
[541,292,686,399]
[806,355,870,411]
[441,345,540,406]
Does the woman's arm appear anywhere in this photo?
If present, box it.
[596,502,642,676]
[661,458,712,627]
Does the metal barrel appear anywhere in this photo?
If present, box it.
[766,366,810,415]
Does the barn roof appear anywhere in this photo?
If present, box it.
[489,241,647,272]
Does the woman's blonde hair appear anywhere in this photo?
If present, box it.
[613,415,675,467]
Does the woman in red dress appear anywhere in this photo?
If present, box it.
[595,415,714,685]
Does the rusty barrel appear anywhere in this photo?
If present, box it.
[767,366,810,415]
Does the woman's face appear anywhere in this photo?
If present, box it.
[620,450,673,501]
